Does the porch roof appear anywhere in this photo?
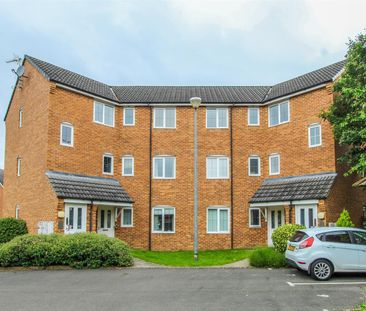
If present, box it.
[46,171,134,203]
[249,172,337,203]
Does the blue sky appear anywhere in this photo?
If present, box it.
[0,0,365,169]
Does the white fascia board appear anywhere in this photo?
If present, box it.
[292,200,319,205]
[64,199,91,204]
[250,201,291,207]
[93,201,133,207]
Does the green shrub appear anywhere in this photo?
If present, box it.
[0,218,28,244]
[336,209,355,227]
[0,233,133,268]
[249,247,285,268]
[272,224,306,253]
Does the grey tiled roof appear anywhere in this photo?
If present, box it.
[250,172,337,203]
[0,169,3,185]
[46,171,133,203]
[25,55,345,104]
[25,55,118,102]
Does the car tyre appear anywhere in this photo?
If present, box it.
[310,259,333,281]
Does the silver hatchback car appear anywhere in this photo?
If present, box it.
[285,227,366,280]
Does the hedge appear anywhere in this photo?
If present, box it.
[249,247,285,268]
[0,218,28,244]
[0,233,134,268]
[272,224,306,253]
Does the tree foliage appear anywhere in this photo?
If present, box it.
[336,209,355,227]
[321,31,366,175]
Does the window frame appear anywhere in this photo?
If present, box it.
[60,122,74,147]
[248,155,261,176]
[152,206,176,234]
[206,156,230,179]
[249,208,261,228]
[206,107,229,129]
[268,101,290,127]
[248,107,260,126]
[17,157,21,177]
[19,108,23,128]
[102,153,114,175]
[121,207,133,227]
[206,207,230,234]
[269,153,280,175]
[122,156,134,176]
[308,123,322,148]
[153,156,176,179]
[93,101,115,127]
[153,107,176,129]
[123,107,135,126]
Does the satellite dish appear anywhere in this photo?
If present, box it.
[16,66,25,77]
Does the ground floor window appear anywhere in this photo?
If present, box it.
[121,207,133,227]
[207,207,230,233]
[65,205,87,234]
[295,205,317,228]
[249,208,261,227]
[152,207,175,233]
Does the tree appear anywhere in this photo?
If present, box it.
[321,31,366,176]
[336,209,355,227]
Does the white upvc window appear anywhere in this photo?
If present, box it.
[122,156,134,176]
[152,206,175,233]
[206,156,229,179]
[295,205,317,228]
[121,207,133,227]
[153,108,176,128]
[15,205,20,219]
[248,107,260,126]
[248,156,261,176]
[64,205,87,234]
[249,208,261,228]
[207,207,230,233]
[17,157,21,177]
[93,101,115,127]
[123,107,135,126]
[268,101,289,127]
[60,123,74,147]
[153,156,176,179]
[206,107,228,128]
[103,154,114,175]
[269,154,280,175]
[19,108,23,128]
[308,123,322,147]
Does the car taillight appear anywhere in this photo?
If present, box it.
[299,237,314,249]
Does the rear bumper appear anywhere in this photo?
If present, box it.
[285,251,310,272]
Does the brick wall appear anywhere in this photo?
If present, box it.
[0,186,3,217]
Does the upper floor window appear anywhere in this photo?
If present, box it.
[248,156,261,176]
[122,156,134,176]
[123,107,135,126]
[308,124,322,147]
[248,107,259,126]
[103,154,114,175]
[206,108,228,128]
[93,101,115,127]
[153,156,176,179]
[269,154,280,175]
[152,206,175,233]
[17,157,21,177]
[60,123,74,147]
[269,101,289,127]
[19,108,23,128]
[207,207,230,233]
[206,156,229,179]
[121,207,133,227]
[154,108,176,128]
[249,208,261,228]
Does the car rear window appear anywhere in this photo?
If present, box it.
[290,231,308,242]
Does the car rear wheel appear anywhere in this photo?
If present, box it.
[310,259,333,281]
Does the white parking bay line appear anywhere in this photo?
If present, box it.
[287,281,366,287]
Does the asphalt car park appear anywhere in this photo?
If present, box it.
[0,268,365,311]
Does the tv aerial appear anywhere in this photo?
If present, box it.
[6,54,25,78]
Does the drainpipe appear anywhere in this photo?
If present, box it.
[289,201,293,224]
[148,104,153,250]
[230,105,234,249]
[90,200,94,232]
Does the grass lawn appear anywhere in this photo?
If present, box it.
[131,248,253,267]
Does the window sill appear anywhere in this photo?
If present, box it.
[102,172,114,176]
[249,225,261,229]
[309,144,322,148]
[152,231,175,234]
[93,121,115,128]
[249,174,261,177]
[268,121,289,128]
[248,124,260,127]
[121,225,134,228]
[206,231,230,234]
[60,143,74,148]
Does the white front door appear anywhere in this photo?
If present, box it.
[268,207,284,246]
[295,204,317,228]
[65,205,87,234]
[98,207,115,237]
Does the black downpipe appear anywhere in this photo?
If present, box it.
[148,105,153,250]
[230,106,234,249]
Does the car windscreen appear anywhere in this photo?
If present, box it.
[289,231,308,242]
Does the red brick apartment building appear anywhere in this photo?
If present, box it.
[3,55,366,250]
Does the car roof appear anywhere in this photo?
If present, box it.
[298,227,366,235]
